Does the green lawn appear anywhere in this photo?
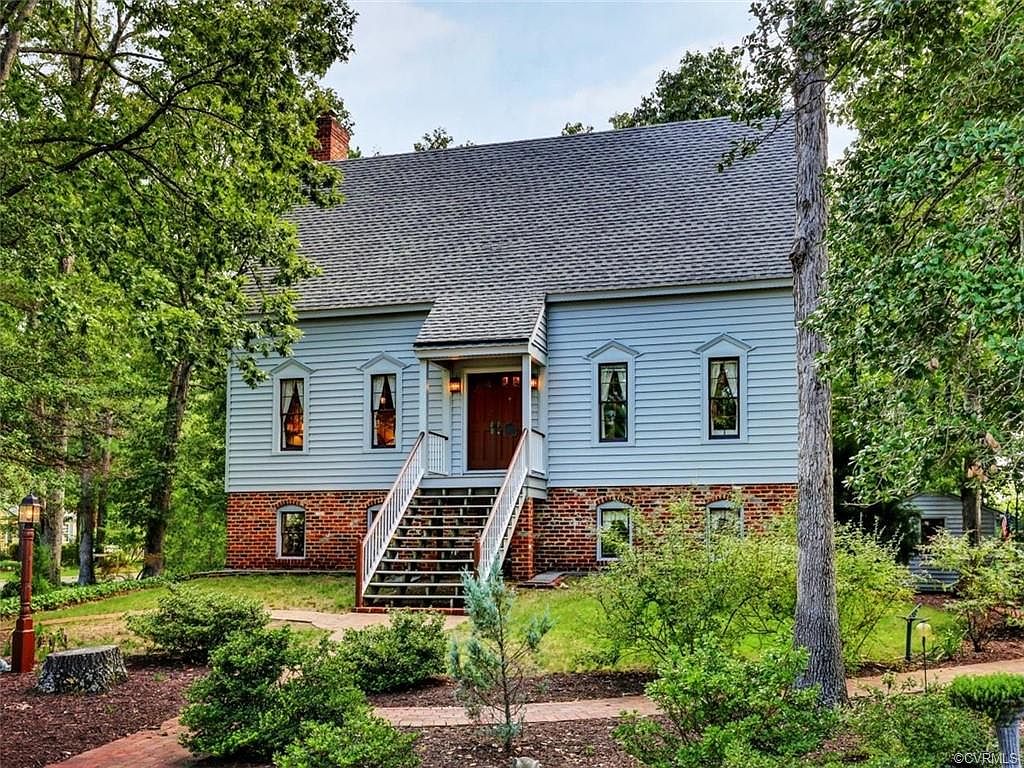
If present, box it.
[1,573,355,658]
[496,580,959,673]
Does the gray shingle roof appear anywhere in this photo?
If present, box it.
[287,117,796,347]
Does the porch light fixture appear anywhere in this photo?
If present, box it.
[448,379,462,394]
[531,374,540,390]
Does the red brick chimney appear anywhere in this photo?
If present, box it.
[312,112,350,161]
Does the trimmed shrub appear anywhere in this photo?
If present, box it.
[847,685,993,767]
[0,577,164,618]
[949,673,1024,725]
[181,627,418,764]
[338,610,447,693]
[273,721,419,768]
[614,638,834,768]
[127,585,268,661]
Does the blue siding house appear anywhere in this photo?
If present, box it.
[225,116,800,609]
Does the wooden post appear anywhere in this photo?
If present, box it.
[419,360,429,435]
[521,354,532,435]
[355,543,364,608]
[12,523,36,673]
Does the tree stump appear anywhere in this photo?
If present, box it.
[35,645,128,694]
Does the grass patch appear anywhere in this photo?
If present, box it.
[484,581,959,674]
[0,573,354,658]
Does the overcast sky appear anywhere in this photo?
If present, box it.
[323,1,855,159]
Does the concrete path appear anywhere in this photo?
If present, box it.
[269,609,466,640]
[45,656,1024,767]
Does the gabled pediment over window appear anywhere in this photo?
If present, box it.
[358,352,411,372]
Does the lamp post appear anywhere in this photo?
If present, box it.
[11,493,43,673]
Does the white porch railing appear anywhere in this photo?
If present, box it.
[358,430,448,604]
[476,428,539,581]
[426,430,450,476]
[528,429,546,477]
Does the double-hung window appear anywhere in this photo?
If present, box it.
[708,357,740,439]
[280,378,306,451]
[371,373,397,449]
[598,363,628,442]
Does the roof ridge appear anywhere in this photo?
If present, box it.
[332,115,752,165]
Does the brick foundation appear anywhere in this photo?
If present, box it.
[227,483,796,577]
[530,484,798,573]
[226,490,384,570]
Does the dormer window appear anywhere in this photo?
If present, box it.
[281,378,305,450]
[371,373,397,449]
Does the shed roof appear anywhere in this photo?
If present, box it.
[286,116,797,347]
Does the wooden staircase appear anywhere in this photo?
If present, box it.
[361,486,498,610]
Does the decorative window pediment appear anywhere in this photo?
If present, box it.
[693,333,755,355]
[585,340,642,362]
[359,353,410,372]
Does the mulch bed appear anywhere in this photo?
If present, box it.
[411,718,641,768]
[0,656,205,768]
[368,670,655,708]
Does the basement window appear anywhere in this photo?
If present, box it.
[597,501,633,561]
[278,506,306,559]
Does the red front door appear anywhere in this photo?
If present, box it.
[467,372,522,470]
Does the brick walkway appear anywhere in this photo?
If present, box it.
[45,656,1024,768]
[270,609,466,641]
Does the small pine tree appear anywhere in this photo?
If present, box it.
[448,570,552,754]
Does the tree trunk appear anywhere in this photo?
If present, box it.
[961,458,982,546]
[790,0,847,707]
[95,410,113,552]
[141,359,193,577]
[77,463,96,585]
[35,645,128,694]
[44,419,69,586]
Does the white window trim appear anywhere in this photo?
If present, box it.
[585,341,640,447]
[276,504,307,560]
[271,359,313,455]
[359,353,409,453]
[597,501,634,562]
[367,504,381,530]
[695,334,752,445]
[705,499,745,540]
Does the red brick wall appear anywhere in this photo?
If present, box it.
[226,491,383,570]
[530,484,797,573]
[226,483,796,577]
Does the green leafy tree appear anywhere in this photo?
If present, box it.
[610,47,744,129]
[819,0,1024,543]
[413,126,472,152]
[561,121,593,136]
[448,570,552,754]
[0,0,357,575]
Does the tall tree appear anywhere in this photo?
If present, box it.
[741,0,851,705]
[0,0,356,575]
[610,47,744,129]
[820,0,1024,542]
